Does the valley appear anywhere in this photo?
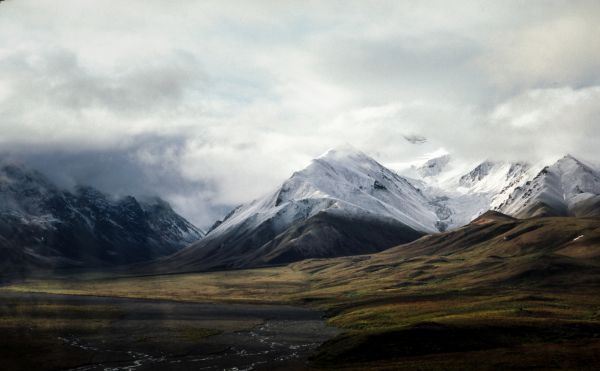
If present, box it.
[4,213,600,369]
[0,292,338,371]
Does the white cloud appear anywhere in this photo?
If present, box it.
[488,86,600,161]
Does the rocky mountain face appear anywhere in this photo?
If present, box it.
[458,161,497,187]
[496,155,600,218]
[405,156,539,231]
[405,153,600,228]
[416,154,451,178]
[0,163,203,278]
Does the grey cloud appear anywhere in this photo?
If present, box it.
[0,135,231,228]
[478,4,600,92]
[403,135,428,145]
[313,33,488,104]
[0,47,205,114]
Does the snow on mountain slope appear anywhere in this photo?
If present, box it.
[158,146,435,272]
[0,163,203,278]
[496,155,600,217]
[160,149,600,274]
[402,155,540,230]
[210,146,440,237]
[460,161,540,209]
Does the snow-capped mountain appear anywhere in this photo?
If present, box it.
[496,155,600,217]
[403,155,539,231]
[404,152,600,226]
[158,146,434,272]
[222,146,439,234]
[456,160,538,210]
[0,163,203,278]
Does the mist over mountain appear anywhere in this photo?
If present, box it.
[0,162,202,279]
[3,144,599,278]
[157,146,429,272]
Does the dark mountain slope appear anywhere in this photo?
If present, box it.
[0,164,203,279]
[159,211,423,272]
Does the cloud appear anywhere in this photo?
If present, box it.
[403,135,428,145]
[487,86,600,161]
[0,46,207,149]
[478,2,600,91]
[0,135,230,228]
[1,0,600,227]
[312,32,487,104]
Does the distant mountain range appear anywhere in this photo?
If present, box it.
[2,147,599,277]
[0,163,203,279]
[407,152,600,225]
[155,147,600,273]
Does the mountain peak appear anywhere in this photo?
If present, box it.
[558,154,581,164]
[459,160,496,186]
[318,144,369,161]
[551,154,596,175]
[0,163,57,190]
[163,146,436,272]
[496,153,600,218]
[417,154,451,178]
[0,162,203,276]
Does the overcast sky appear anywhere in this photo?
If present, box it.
[1,0,600,227]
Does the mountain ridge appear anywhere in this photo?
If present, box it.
[0,162,203,279]
[496,154,600,217]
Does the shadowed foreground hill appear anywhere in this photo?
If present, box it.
[8,212,600,307]
[294,211,600,298]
